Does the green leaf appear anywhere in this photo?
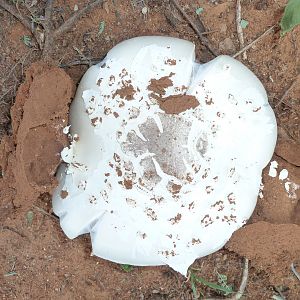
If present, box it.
[217,273,234,296]
[98,21,105,36]
[217,273,227,283]
[272,296,285,300]
[4,271,18,277]
[30,15,43,25]
[191,277,199,300]
[120,264,133,272]
[191,272,234,295]
[195,7,204,15]
[240,19,249,29]
[26,210,34,225]
[280,0,300,36]
[20,35,32,47]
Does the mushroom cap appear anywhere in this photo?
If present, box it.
[52,36,277,275]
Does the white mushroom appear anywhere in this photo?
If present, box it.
[52,36,277,275]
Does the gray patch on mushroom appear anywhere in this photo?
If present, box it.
[122,113,207,182]
[196,134,208,156]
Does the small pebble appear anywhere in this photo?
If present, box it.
[268,161,278,178]
[279,169,288,180]
[220,23,227,34]
[218,38,236,53]
[142,7,148,15]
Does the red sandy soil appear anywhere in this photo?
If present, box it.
[0,0,299,299]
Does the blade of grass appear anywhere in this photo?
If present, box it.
[4,271,18,277]
[120,264,133,272]
[191,274,199,299]
[191,272,234,295]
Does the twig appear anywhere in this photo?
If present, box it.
[201,30,218,35]
[1,0,104,60]
[59,58,100,68]
[53,0,104,38]
[170,0,218,57]
[202,258,249,300]
[2,49,36,85]
[196,14,206,33]
[185,270,191,283]
[275,74,299,108]
[59,60,91,68]
[33,205,59,221]
[46,0,104,58]
[231,258,249,300]
[59,52,106,68]
[73,46,92,65]
[233,25,276,58]
[42,0,54,58]
[0,86,14,104]
[0,0,41,48]
[274,286,286,300]
[0,48,36,104]
[291,263,300,282]
[0,0,32,32]
[0,225,28,239]
[236,0,247,60]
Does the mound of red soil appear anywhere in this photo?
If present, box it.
[227,222,300,284]
[0,63,74,210]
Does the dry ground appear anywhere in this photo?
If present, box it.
[0,0,299,299]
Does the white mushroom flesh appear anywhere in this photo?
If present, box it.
[52,36,277,275]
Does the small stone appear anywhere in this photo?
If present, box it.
[142,7,148,15]
[279,169,288,180]
[220,23,227,34]
[268,161,278,178]
[103,1,109,13]
[219,38,236,53]
[74,4,79,11]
